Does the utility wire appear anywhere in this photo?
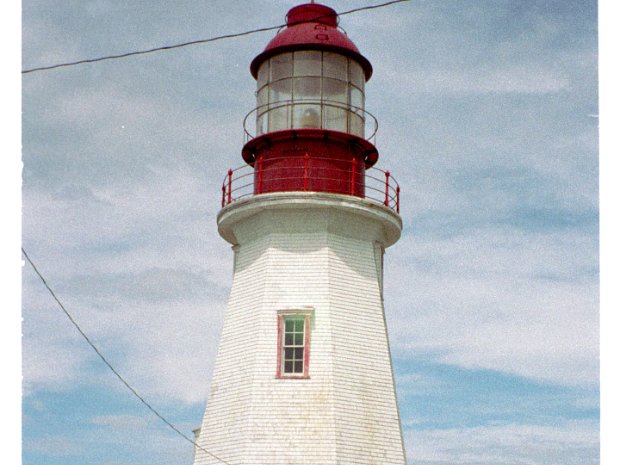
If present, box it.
[22,0,410,74]
[21,247,234,465]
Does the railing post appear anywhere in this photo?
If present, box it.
[384,170,390,207]
[227,169,233,205]
[396,186,400,214]
[221,184,226,208]
[350,157,357,195]
[303,153,309,191]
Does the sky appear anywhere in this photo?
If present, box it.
[17,1,603,464]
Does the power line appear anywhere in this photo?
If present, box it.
[21,247,234,465]
[22,0,410,74]
[22,24,282,75]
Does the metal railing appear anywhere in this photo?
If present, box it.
[221,154,400,213]
[243,100,379,145]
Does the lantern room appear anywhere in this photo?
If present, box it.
[254,50,367,137]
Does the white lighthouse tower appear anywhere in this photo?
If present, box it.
[193,3,406,464]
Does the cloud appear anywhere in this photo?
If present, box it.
[22,77,242,193]
[385,227,598,387]
[24,410,196,465]
[22,333,89,395]
[22,255,229,405]
[23,435,84,457]
[90,414,151,431]
[405,421,599,465]
[383,65,570,95]
[22,283,226,403]
[21,273,96,395]
[22,167,232,403]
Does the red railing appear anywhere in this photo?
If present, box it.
[221,155,400,213]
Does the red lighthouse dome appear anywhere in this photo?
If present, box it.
[249,3,373,81]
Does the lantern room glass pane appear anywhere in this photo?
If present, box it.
[257,62,269,89]
[257,113,268,136]
[350,113,364,137]
[293,77,321,101]
[294,51,322,76]
[323,78,347,104]
[293,103,321,129]
[257,86,268,109]
[350,86,364,110]
[350,61,365,89]
[270,105,289,132]
[271,53,293,81]
[269,78,292,103]
[323,52,348,79]
[323,106,347,133]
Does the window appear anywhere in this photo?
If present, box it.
[277,313,311,378]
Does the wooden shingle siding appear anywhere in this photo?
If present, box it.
[194,195,405,465]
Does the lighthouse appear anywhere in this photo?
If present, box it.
[193,3,406,465]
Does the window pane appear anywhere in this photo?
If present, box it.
[323,106,347,132]
[271,53,293,81]
[294,319,304,332]
[294,51,322,76]
[257,112,268,136]
[257,62,269,89]
[323,78,347,104]
[284,347,294,360]
[257,86,268,110]
[323,52,347,79]
[294,333,304,345]
[293,77,321,101]
[350,113,364,137]
[350,60,365,89]
[270,105,289,132]
[294,360,303,373]
[269,78,292,103]
[350,86,364,110]
[285,333,294,345]
[285,319,295,332]
[294,348,304,360]
[293,104,320,129]
[284,361,293,373]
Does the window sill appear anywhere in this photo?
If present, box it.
[276,375,310,380]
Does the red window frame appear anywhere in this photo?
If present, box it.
[276,313,311,379]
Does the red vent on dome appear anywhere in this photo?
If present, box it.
[286,3,338,28]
